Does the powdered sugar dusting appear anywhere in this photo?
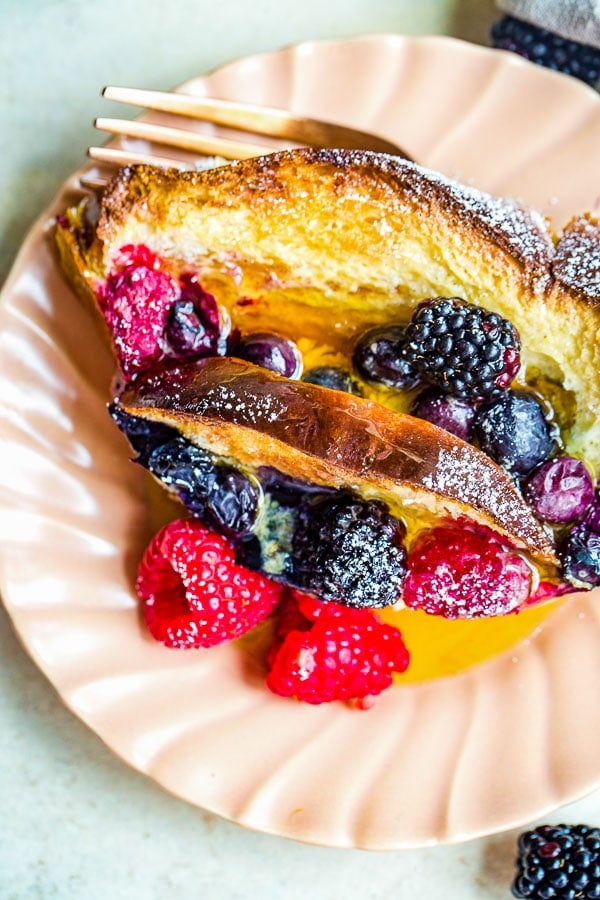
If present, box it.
[422,444,549,551]
[305,149,554,294]
[553,215,600,302]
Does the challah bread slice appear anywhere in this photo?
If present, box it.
[115,355,556,570]
[55,149,600,470]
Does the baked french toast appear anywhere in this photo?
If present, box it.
[55,148,600,619]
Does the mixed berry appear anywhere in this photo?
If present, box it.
[100,243,600,706]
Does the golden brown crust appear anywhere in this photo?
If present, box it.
[98,150,555,296]
[58,149,600,469]
[118,356,557,564]
[55,148,600,575]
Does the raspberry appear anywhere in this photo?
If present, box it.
[101,244,179,378]
[403,524,533,618]
[136,518,283,649]
[266,589,410,704]
[492,15,600,87]
[403,297,521,399]
[512,823,600,898]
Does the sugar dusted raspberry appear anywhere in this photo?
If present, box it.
[136,518,283,649]
[266,589,410,704]
[101,243,179,378]
[403,524,533,618]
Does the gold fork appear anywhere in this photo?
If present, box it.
[88,85,412,177]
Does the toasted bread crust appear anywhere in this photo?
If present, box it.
[57,149,600,470]
[117,356,556,564]
[55,149,600,576]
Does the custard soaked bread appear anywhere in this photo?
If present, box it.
[55,149,600,616]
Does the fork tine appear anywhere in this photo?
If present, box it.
[94,117,274,160]
[102,85,407,157]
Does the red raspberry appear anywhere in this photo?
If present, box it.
[266,590,410,704]
[136,518,283,649]
[100,243,179,378]
[403,523,533,618]
[526,580,575,606]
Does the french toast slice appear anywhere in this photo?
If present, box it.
[55,148,600,614]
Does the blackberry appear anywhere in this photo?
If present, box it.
[403,297,521,399]
[473,389,556,477]
[512,823,600,898]
[303,365,363,395]
[492,15,600,87]
[288,493,407,608]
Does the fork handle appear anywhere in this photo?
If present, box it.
[102,86,406,156]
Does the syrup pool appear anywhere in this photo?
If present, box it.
[382,599,564,683]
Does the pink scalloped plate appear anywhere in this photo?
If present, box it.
[2,34,600,850]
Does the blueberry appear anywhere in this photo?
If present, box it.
[109,405,178,461]
[302,366,362,395]
[165,273,226,357]
[560,524,600,588]
[410,386,477,441]
[146,436,217,517]
[523,456,594,524]
[353,325,421,390]
[236,332,303,378]
[142,434,260,536]
[473,390,556,476]
[206,467,261,537]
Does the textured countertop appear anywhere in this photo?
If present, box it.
[2,1,600,898]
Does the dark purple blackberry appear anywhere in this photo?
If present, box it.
[302,365,363,395]
[492,15,600,87]
[512,823,600,898]
[560,523,600,589]
[235,332,303,378]
[524,456,594,524]
[403,297,521,399]
[410,386,477,442]
[288,493,407,608]
[353,325,421,390]
[473,390,556,477]
[165,273,227,357]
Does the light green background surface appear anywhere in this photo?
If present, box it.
[2,2,600,898]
